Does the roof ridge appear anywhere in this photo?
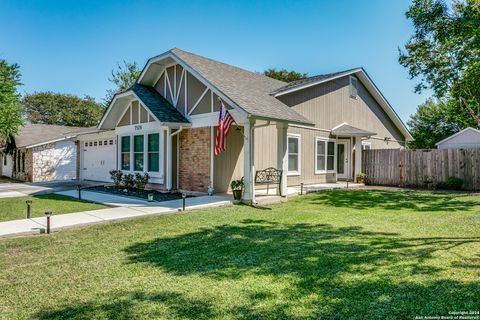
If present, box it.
[271,67,363,95]
[170,48,287,86]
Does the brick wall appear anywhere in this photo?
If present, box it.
[178,127,211,192]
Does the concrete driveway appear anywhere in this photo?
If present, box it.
[0,180,101,199]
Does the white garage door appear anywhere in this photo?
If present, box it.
[82,138,117,182]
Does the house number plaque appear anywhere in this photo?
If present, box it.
[134,125,143,131]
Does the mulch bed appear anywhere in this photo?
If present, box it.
[87,185,193,202]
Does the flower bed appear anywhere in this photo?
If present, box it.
[88,185,193,202]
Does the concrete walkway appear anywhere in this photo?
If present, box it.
[0,193,232,238]
[0,180,101,199]
[255,181,363,196]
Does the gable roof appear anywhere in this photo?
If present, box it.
[12,124,96,148]
[271,68,360,96]
[139,48,313,126]
[98,82,190,129]
[131,83,189,124]
[331,123,376,137]
[435,127,480,146]
[270,67,413,141]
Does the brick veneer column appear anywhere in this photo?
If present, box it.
[178,127,211,192]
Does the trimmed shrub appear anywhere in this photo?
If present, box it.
[134,172,149,190]
[109,170,123,188]
[122,173,135,190]
[436,176,464,190]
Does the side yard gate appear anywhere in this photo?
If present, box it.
[362,148,480,190]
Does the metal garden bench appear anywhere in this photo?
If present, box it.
[255,167,283,196]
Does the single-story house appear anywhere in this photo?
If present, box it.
[2,48,411,202]
[435,127,480,149]
[75,48,412,203]
[0,124,96,182]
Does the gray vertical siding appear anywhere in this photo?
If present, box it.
[213,127,244,192]
[253,75,406,186]
[278,76,406,147]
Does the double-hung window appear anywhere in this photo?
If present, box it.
[148,133,159,172]
[316,138,335,173]
[133,135,144,171]
[121,136,130,170]
[287,135,301,175]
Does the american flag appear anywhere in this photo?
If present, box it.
[214,101,235,156]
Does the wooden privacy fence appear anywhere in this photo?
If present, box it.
[362,148,480,190]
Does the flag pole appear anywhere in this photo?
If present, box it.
[217,97,244,136]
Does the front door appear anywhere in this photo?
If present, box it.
[337,140,350,180]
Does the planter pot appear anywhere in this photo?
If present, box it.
[356,178,365,184]
[232,189,243,200]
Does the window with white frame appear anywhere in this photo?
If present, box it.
[287,135,300,175]
[121,133,162,174]
[316,138,335,173]
[133,135,144,171]
[362,141,371,150]
[349,75,358,99]
[148,133,160,172]
[121,136,130,170]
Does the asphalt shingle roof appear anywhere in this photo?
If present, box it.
[13,124,97,148]
[131,83,189,124]
[331,123,376,137]
[271,68,361,95]
[170,48,312,125]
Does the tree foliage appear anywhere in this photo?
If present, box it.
[0,59,24,142]
[22,92,104,127]
[399,0,480,126]
[407,98,476,149]
[263,68,308,82]
[104,61,141,106]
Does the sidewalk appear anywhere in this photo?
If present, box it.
[0,194,232,238]
[0,180,101,199]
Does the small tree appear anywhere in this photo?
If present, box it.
[0,59,24,142]
[103,61,141,106]
[407,98,475,149]
[263,68,308,82]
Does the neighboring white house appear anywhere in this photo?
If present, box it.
[436,127,480,149]
[0,124,96,182]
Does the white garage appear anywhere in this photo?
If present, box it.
[436,127,480,149]
[79,131,117,182]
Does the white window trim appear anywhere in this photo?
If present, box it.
[315,137,336,174]
[287,133,301,176]
[119,131,164,178]
[133,134,145,172]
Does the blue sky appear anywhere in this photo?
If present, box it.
[0,0,431,123]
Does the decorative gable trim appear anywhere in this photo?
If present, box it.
[138,51,249,122]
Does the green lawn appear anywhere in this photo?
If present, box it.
[1,189,480,319]
[0,194,106,222]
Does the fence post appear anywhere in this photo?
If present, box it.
[399,148,404,187]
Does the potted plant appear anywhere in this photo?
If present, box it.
[230,177,244,201]
[355,172,367,184]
